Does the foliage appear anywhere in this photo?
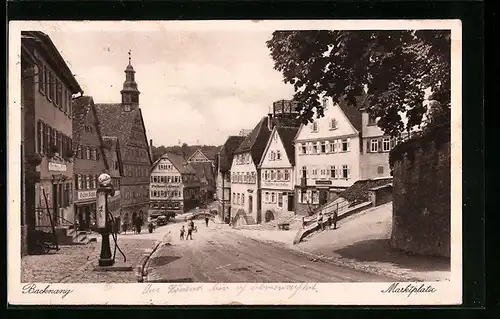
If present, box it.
[25,152,42,166]
[266,30,451,137]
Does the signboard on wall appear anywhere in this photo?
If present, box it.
[262,181,292,188]
[315,180,333,185]
[48,162,67,172]
[77,190,97,201]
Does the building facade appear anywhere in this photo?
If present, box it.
[258,126,299,222]
[95,56,152,225]
[72,96,109,230]
[187,149,216,203]
[215,136,246,223]
[21,32,83,254]
[149,153,201,218]
[294,96,395,215]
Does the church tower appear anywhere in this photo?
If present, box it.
[120,50,140,111]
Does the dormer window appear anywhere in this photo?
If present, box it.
[329,118,338,130]
[276,150,281,160]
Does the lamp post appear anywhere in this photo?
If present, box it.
[96,173,115,267]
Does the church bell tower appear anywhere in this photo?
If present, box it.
[120,50,140,111]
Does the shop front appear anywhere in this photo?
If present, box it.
[74,189,97,230]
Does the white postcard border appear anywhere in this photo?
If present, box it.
[8,19,463,306]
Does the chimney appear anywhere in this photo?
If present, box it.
[267,113,273,131]
[149,139,153,158]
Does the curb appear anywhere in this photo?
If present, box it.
[136,239,163,282]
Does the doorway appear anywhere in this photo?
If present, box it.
[287,193,294,211]
[248,195,253,214]
[319,190,328,206]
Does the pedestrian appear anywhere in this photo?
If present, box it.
[180,225,185,240]
[333,210,338,229]
[186,221,194,240]
[327,214,332,229]
[317,212,324,231]
[205,216,209,227]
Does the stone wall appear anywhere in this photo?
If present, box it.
[389,125,450,258]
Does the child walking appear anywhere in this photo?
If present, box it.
[180,225,185,240]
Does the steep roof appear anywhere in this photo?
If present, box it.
[336,94,369,132]
[72,96,109,169]
[152,152,196,175]
[235,116,272,165]
[218,136,246,172]
[102,136,124,177]
[94,103,152,165]
[276,126,300,166]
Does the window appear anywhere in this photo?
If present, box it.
[301,166,307,179]
[330,165,336,178]
[77,146,82,159]
[270,151,275,161]
[329,118,338,130]
[37,120,43,153]
[85,147,91,159]
[320,169,326,177]
[55,79,61,107]
[39,64,45,94]
[311,121,318,132]
[312,168,318,177]
[383,137,391,152]
[278,193,283,208]
[48,71,54,100]
[342,139,350,152]
[312,191,319,204]
[237,193,241,205]
[370,139,379,152]
[312,143,318,154]
[322,97,328,108]
[377,166,384,174]
[368,115,377,126]
[342,165,350,179]
[300,143,306,154]
[271,170,276,181]
[277,170,283,181]
[92,148,97,160]
[241,194,245,205]
[320,141,326,153]
[68,92,72,117]
[329,141,335,153]
[284,169,290,181]
[153,176,158,183]
[271,192,276,203]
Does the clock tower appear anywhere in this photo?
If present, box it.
[120,50,140,111]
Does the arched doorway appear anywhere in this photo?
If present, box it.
[265,210,275,223]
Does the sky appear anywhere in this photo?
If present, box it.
[47,29,295,147]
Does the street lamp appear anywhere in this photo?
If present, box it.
[96,173,115,267]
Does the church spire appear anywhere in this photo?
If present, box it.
[121,50,140,111]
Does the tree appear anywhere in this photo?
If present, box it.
[266,30,450,137]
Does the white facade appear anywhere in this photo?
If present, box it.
[230,151,258,223]
[149,158,183,210]
[259,128,295,219]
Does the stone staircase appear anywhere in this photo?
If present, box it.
[55,226,94,245]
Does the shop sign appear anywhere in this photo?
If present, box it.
[48,162,67,172]
[77,190,97,200]
[262,181,291,188]
[315,180,333,185]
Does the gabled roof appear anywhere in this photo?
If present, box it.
[276,126,300,166]
[234,116,272,165]
[336,94,369,132]
[94,104,152,165]
[72,96,109,169]
[187,149,210,162]
[218,136,246,172]
[152,152,196,175]
[102,136,124,176]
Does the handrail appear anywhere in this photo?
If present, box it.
[302,200,354,227]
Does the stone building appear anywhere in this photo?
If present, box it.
[149,152,201,217]
[95,55,152,225]
[215,136,246,223]
[72,96,109,230]
[293,95,395,216]
[21,31,83,254]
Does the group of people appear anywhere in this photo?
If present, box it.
[179,216,211,240]
[302,211,338,230]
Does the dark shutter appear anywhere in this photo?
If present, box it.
[96,148,100,160]
[366,140,370,153]
[378,139,383,153]
[37,120,42,153]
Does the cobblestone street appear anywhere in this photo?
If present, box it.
[21,235,156,283]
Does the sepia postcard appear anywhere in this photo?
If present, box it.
[8,19,462,305]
